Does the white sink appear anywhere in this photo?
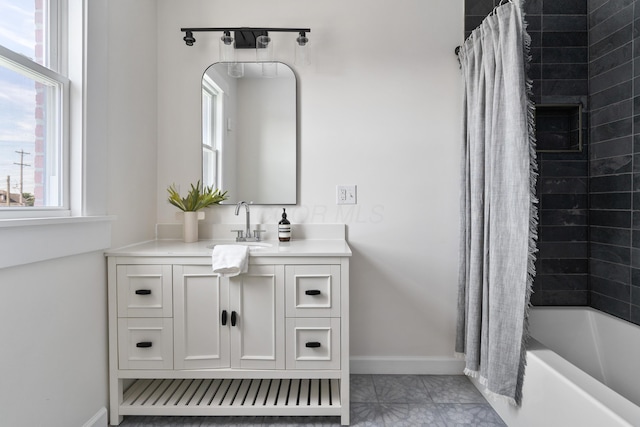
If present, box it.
[206,241,273,250]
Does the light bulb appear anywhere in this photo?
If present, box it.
[219,31,235,62]
[295,33,310,66]
[256,35,273,61]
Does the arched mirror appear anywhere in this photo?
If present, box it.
[202,62,297,205]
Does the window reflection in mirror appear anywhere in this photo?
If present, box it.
[202,76,221,189]
[202,62,297,205]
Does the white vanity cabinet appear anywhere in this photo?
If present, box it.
[173,264,285,370]
[106,239,351,426]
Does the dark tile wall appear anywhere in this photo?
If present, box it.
[464,0,590,306]
[534,2,590,306]
[464,0,500,39]
[588,0,639,324]
[531,0,590,306]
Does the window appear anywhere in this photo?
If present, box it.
[0,0,68,213]
[202,76,222,189]
[0,0,113,269]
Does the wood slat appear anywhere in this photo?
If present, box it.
[135,379,164,406]
[309,379,320,407]
[154,379,183,406]
[177,379,203,406]
[265,379,280,406]
[288,378,300,406]
[211,378,232,405]
[147,379,173,406]
[220,378,242,406]
[122,379,153,405]
[320,379,331,406]
[200,379,223,406]
[245,378,262,406]
[233,379,253,406]
[255,379,272,406]
[299,379,310,406]
[276,379,291,406]
[188,379,213,406]
[165,380,192,406]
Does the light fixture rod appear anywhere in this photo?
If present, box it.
[180,27,310,33]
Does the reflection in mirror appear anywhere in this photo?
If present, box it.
[202,62,297,205]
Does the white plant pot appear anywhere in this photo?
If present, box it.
[183,211,204,243]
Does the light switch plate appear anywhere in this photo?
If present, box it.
[336,185,357,205]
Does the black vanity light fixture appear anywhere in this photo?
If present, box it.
[180,27,311,49]
[181,27,311,75]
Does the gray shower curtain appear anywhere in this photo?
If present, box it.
[455,0,537,406]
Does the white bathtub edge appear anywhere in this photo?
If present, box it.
[473,339,640,427]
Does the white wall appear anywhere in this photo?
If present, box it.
[0,1,158,426]
[107,0,159,249]
[157,0,464,365]
[0,252,108,427]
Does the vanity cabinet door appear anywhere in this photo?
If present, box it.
[174,265,230,369]
[229,265,285,369]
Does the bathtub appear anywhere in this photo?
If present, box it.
[470,307,640,427]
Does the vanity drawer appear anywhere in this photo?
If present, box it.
[117,265,172,317]
[286,318,340,370]
[285,265,340,317]
[118,318,173,370]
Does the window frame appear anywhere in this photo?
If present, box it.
[202,75,223,189]
[0,0,70,218]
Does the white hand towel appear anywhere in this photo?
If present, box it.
[211,245,249,277]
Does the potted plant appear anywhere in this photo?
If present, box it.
[167,181,228,242]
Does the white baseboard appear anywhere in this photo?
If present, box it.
[350,356,465,375]
[83,407,108,427]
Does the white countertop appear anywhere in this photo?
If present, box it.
[105,239,352,258]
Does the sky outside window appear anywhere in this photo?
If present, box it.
[0,0,46,200]
[0,1,39,62]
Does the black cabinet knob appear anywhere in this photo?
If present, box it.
[221,310,228,326]
[135,289,151,295]
[136,342,152,348]
[305,342,321,348]
[305,290,321,296]
[231,311,238,327]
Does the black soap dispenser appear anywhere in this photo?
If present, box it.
[278,208,291,242]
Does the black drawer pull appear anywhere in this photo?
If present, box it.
[305,342,321,348]
[135,289,152,295]
[136,342,152,348]
[221,310,228,326]
[305,290,321,296]
[231,311,238,327]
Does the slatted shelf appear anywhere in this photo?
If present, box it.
[120,378,343,417]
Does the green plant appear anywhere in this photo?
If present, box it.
[167,181,228,211]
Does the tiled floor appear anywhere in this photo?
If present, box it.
[119,375,506,426]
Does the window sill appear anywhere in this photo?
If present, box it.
[0,215,115,269]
